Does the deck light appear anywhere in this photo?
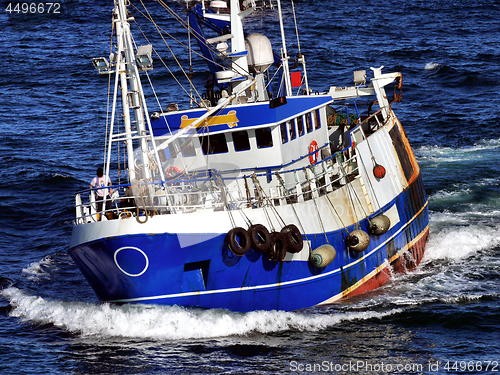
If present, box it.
[91,57,110,73]
[136,44,153,70]
[353,70,366,85]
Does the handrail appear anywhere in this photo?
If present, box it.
[74,150,361,224]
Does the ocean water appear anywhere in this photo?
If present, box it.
[1,0,500,374]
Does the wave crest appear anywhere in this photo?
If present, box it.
[0,287,402,340]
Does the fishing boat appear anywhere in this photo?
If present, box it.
[69,0,429,312]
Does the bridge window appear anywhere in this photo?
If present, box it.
[314,109,321,129]
[232,130,251,151]
[297,116,304,136]
[201,133,228,154]
[256,127,273,148]
[305,113,312,133]
[289,121,296,140]
[280,123,288,143]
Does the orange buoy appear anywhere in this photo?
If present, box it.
[373,163,386,179]
[309,140,319,164]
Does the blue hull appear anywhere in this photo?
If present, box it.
[69,174,428,312]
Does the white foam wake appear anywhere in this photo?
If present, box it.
[22,256,58,281]
[417,139,500,161]
[1,287,402,340]
[424,62,441,70]
[425,213,500,261]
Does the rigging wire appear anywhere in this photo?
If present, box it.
[136,0,207,107]
[129,24,164,113]
[154,0,253,78]
[290,0,301,55]
[104,22,116,170]
[187,1,194,109]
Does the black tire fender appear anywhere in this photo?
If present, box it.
[266,231,288,262]
[281,224,303,253]
[226,227,251,256]
[248,224,272,253]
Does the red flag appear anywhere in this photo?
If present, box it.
[290,71,302,87]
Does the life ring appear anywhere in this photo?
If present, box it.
[281,224,303,253]
[309,140,319,164]
[166,166,182,177]
[248,224,272,253]
[226,227,251,256]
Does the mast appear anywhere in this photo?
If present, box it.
[107,0,165,185]
[229,0,251,93]
[113,7,136,182]
[115,0,151,182]
[276,0,292,96]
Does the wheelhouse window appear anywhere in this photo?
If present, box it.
[289,121,296,140]
[314,109,321,129]
[232,130,251,151]
[280,123,288,143]
[305,113,312,133]
[255,127,273,148]
[180,138,196,157]
[201,133,228,154]
[159,148,169,162]
[296,116,304,136]
[168,141,179,158]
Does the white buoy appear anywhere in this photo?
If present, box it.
[347,230,370,252]
[309,244,337,268]
[369,214,391,236]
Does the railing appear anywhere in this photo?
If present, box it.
[74,150,361,224]
[73,109,397,224]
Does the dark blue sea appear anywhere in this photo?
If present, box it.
[1,0,500,374]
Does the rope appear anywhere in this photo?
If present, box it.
[216,174,237,228]
[303,167,328,243]
[250,173,285,231]
[357,148,383,212]
[244,175,252,208]
[275,172,310,246]
[324,193,350,235]
[337,159,360,227]
[223,178,253,227]
[133,179,149,223]
[337,156,371,229]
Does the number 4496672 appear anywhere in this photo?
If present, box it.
[6,3,61,14]
[444,361,499,372]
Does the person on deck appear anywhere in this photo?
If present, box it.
[89,167,113,215]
